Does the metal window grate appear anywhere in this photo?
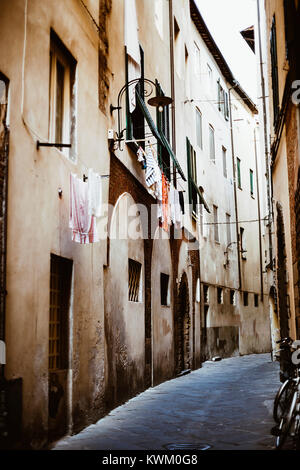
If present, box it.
[49,262,62,371]
[49,255,72,371]
[128,259,142,302]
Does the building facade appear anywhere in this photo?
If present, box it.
[258,0,300,351]
[0,0,271,449]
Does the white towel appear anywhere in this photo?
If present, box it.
[69,173,99,244]
[88,168,102,218]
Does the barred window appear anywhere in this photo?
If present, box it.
[128,259,142,302]
[49,254,72,371]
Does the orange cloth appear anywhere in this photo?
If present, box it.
[161,172,170,232]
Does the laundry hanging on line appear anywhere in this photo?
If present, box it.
[69,170,102,244]
[137,145,184,231]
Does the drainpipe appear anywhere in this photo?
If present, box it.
[229,85,242,291]
[254,124,264,301]
[169,0,176,187]
[257,0,273,270]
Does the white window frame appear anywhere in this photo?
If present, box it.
[209,124,215,162]
[49,34,76,160]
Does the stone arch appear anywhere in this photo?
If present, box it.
[105,192,145,408]
[175,271,191,374]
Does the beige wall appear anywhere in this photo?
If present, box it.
[151,229,174,386]
[0,0,109,446]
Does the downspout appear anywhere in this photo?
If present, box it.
[229,86,242,290]
[254,124,264,301]
[169,0,176,187]
[257,0,273,270]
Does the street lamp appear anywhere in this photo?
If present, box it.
[110,78,173,148]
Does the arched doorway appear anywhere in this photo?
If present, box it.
[176,272,191,374]
[276,202,289,339]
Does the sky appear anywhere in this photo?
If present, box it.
[195,0,258,102]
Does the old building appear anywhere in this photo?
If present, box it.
[0,0,271,449]
[257,0,300,349]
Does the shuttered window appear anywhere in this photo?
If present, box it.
[156,81,171,180]
[186,137,198,216]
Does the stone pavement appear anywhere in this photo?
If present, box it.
[52,353,281,451]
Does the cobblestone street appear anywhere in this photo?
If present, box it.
[52,354,280,451]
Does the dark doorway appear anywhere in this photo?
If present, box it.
[48,254,73,442]
[176,273,191,374]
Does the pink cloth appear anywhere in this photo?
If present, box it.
[69,173,98,244]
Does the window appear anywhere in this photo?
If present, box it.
[217,80,225,115]
[207,63,212,89]
[203,285,209,304]
[49,254,73,371]
[217,287,223,304]
[254,293,259,307]
[204,305,209,330]
[196,108,202,149]
[49,30,76,160]
[240,227,247,259]
[202,208,209,238]
[126,46,145,146]
[217,79,229,120]
[237,158,242,188]
[250,169,254,196]
[226,213,231,245]
[194,42,201,77]
[156,81,171,180]
[186,137,198,216]
[270,16,279,126]
[128,259,142,302]
[174,17,182,78]
[209,125,215,162]
[213,205,219,242]
[224,92,229,120]
[222,146,227,178]
[230,290,236,305]
[243,292,249,307]
[185,45,190,99]
[196,278,201,303]
[161,273,170,306]
[199,203,203,235]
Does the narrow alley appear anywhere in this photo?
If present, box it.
[52,354,279,451]
[1,0,300,453]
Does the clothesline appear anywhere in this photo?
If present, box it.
[83,173,110,182]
